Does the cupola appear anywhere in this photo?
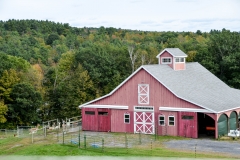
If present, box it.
[156,48,187,70]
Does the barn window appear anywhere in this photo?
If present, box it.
[182,115,194,120]
[124,114,130,123]
[138,84,149,104]
[161,57,172,64]
[159,115,165,126]
[168,116,175,126]
[98,112,108,115]
[175,58,185,63]
[85,111,95,115]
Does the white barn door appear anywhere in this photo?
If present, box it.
[134,106,154,134]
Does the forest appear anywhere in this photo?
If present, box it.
[0,19,240,128]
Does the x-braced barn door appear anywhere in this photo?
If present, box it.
[134,106,154,134]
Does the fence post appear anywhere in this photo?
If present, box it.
[102,138,104,152]
[155,126,158,141]
[84,134,86,149]
[63,131,65,145]
[195,143,197,158]
[125,132,128,154]
[17,126,19,137]
[44,127,46,138]
[151,140,152,155]
[78,127,80,148]
[57,127,59,142]
[31,132,33,144]
[139,132,141,145]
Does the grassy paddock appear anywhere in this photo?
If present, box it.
[0,134,237,159]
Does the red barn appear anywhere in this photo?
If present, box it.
[79,48,240,139]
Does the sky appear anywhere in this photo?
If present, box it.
[0,0,239,32]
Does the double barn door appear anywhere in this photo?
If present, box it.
[134,107,154,134]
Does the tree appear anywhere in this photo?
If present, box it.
[0,52,13,76]
[196,29,240,88]
[8,83,42,125]
[0,99,8,123]
[55,64,95,119]
[128,45,138,73]
[46,33,60,46]
[0,69,20,102]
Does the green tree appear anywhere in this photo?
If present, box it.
[0,69,20,102]
[196,29,240,88]
[55,64,95,119]
[46,33,60,46]
[0,99,8,123]
[8,83,42,125]
[0,52,13,76]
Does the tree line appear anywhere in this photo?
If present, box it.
[0,19,239,128]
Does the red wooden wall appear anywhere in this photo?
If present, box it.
[84,68,205,136]
[159,51,174,69]
[111,110,133,133]
[174,63,185,70]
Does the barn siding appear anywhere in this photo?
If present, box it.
[111,110,133,133]
[89,69,205,134]
[92,69,201,109]
[159,51,174,69]
[174,63,185,70]
[155,110,166,136]
[156,111,178,136]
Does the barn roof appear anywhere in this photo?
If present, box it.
[143,62,240,113]
[156,48,187,58]
[79,62,240,113]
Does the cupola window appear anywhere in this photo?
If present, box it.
[161,58,172,64]
[175,58,185,63]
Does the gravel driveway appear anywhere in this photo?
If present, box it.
[164,139,240,157]
[72,128,240,157]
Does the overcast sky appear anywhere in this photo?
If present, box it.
[0,0,239,32]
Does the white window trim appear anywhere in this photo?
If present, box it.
[161,57,172,64]
[124,113,130,124]
[159,115,165,126]
[175,57,185,63]
[138,84,149,105]
[168,116,175,126]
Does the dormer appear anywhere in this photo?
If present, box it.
[156,48,187,70]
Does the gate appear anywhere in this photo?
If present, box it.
[134,106,154,134]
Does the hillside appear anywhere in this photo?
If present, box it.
[0,19,239,127]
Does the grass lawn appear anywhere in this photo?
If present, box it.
[0,132,238,159]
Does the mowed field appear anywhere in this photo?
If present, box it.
[0,129,239,159]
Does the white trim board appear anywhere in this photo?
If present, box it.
[159,107,213,113]
[82,105,128,110]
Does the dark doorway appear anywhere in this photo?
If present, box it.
[198,113,215,138]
